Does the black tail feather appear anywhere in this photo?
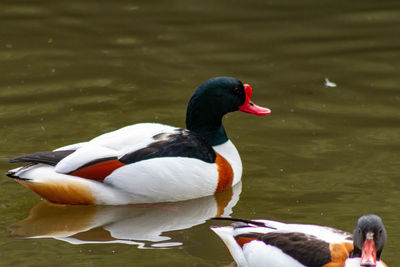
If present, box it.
[6,171,31,181]
[9,150,75,166]
[6,171,18,179]
[6,163,35,180]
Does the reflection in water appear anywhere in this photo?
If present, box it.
[9,183,241,248]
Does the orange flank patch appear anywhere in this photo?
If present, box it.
[70,159,125,181]
[322,242,354,267]
[235,236,257,248]
[214,153,234,193]
[15,179,95,205]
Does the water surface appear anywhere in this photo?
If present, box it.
[1,0,399,266]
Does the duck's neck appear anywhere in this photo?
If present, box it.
[186,102,228,146]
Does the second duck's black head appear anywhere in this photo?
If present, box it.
[186,77,270,146]
[352,214,386,266]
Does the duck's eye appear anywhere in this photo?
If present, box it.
[358,228,361,234]
[233,87,241,95]
[378,229,383,235]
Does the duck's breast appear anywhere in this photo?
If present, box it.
[212,140,242,186]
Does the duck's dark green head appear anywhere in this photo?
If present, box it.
[186,77,270,146]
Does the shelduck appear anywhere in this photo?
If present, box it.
[7,77,270,205]
[211,214,387,267]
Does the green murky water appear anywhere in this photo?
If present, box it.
[1,0,399,266]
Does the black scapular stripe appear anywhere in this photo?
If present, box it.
[236,232,332,267]
[9,150,75,166]
[119,129,216,164]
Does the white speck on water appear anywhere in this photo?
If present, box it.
[324,78,336,87]
[5,44,13,49]
[320,212,324,216]
[282,120,286,123]
[280,168,284,172]
[51,68,55,73]
[40,126,45,131]
[290,108,294,112]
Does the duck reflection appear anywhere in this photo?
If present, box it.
[9,182,241,248]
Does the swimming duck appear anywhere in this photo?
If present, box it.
[211,214,387,267]
[7,77,270,205]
